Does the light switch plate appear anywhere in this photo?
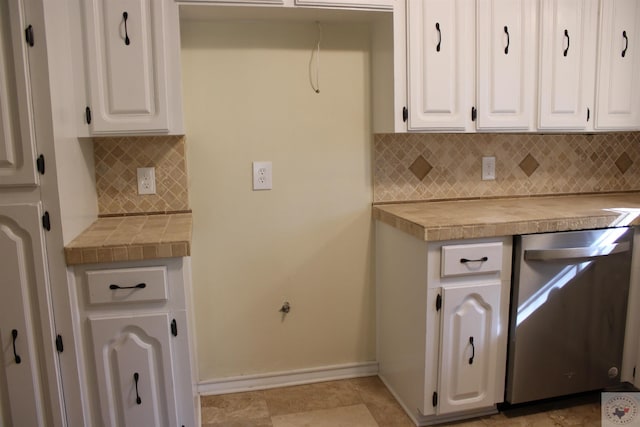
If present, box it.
[137,167,156,195]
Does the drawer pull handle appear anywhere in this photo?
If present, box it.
[435,22,441,52]
[460,257,488,264]
[469,336,475,365]
[134,372,141,404]
[12,329,21,364]
[622,30,628,58]
[109,283,146,290]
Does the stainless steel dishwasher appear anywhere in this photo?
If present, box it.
[506,227,634,405]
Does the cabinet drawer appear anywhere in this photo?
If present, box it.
[441,242,503,277]
[86,266,168,305]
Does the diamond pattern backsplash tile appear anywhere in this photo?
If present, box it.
[615,152,633,174]
[409,155,432,181]
[94,135,190,215]
[519,154,540,177]
[374,132,640,203]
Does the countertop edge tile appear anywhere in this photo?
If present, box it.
[64,213,192,265]
[373,193,640,241]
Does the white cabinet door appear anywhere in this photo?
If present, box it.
[407,0,475,131]
[0,0,38,186]
[538,0,597,130]
[0,204,55,427]
[83,0,170,134]
[595,0,640,130]
[438,282,500,415]
[89,313,179,427]
[477,0,536,130]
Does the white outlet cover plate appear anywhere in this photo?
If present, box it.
[482,156,496,181]
[253,161,272,190]
[137,167,156,195]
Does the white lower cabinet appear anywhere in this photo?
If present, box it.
[72,259,196,427]
[89,313,179,427]
[0,203,61,427]
[376,221,511,426]
[437,282,501,415]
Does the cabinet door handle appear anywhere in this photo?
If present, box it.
[622,30,628,58]
[11,329,21,364]
[468,336,475,365]
[109,283,146,290]
[25,25,34,47]
[134,372,142,404]
[460,256,488,264]
[563,29,570,57]
[436,22,441,52]
[504,26,510,55]
[123,12,130,46]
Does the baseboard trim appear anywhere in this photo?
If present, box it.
[198,362,379,396]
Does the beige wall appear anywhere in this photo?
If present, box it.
[181,20,374,380]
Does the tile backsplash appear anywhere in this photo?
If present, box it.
[94,136,190,215]
[374,132,640,203]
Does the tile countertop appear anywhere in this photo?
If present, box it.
[64,213,192,265]
[373,193,640,241]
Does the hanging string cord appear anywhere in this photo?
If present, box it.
[309,22,322,94]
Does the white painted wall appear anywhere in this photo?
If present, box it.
[181,20,375,380]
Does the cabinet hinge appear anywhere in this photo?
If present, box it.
[42,211,51,231]
[36,154,45,175]
[25,25,34,47]
[85,106,92,125]
[432,391,438,407]
[402,106,408,122]
[436,294,442,311]
[471,106,477,121]
[171,319,178,337]
[55,335,63,353]
[587,108,590,122]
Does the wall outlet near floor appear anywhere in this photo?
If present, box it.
[137,167,156,195]
[253,161,272,190]
[482,156,496,181]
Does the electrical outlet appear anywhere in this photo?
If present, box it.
[253,161,272,190]
[137,167,156,195]
[482,156,496,181]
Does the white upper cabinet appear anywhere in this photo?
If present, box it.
[476,0,537,130]
[82,0,182,135]
[407,0,475,131]
[595,0,640,130]
[538,0,597,130]
[0,1,38,186]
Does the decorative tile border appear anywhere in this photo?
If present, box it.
[374,132,640,203]
[93,135,190,215]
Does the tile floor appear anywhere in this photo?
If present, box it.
[200,376,602,427]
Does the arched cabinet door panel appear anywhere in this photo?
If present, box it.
[438,282,501,415]
[89,313,179,427]
[0,203,55,427]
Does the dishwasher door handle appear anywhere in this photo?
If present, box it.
[524,241,631,261]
